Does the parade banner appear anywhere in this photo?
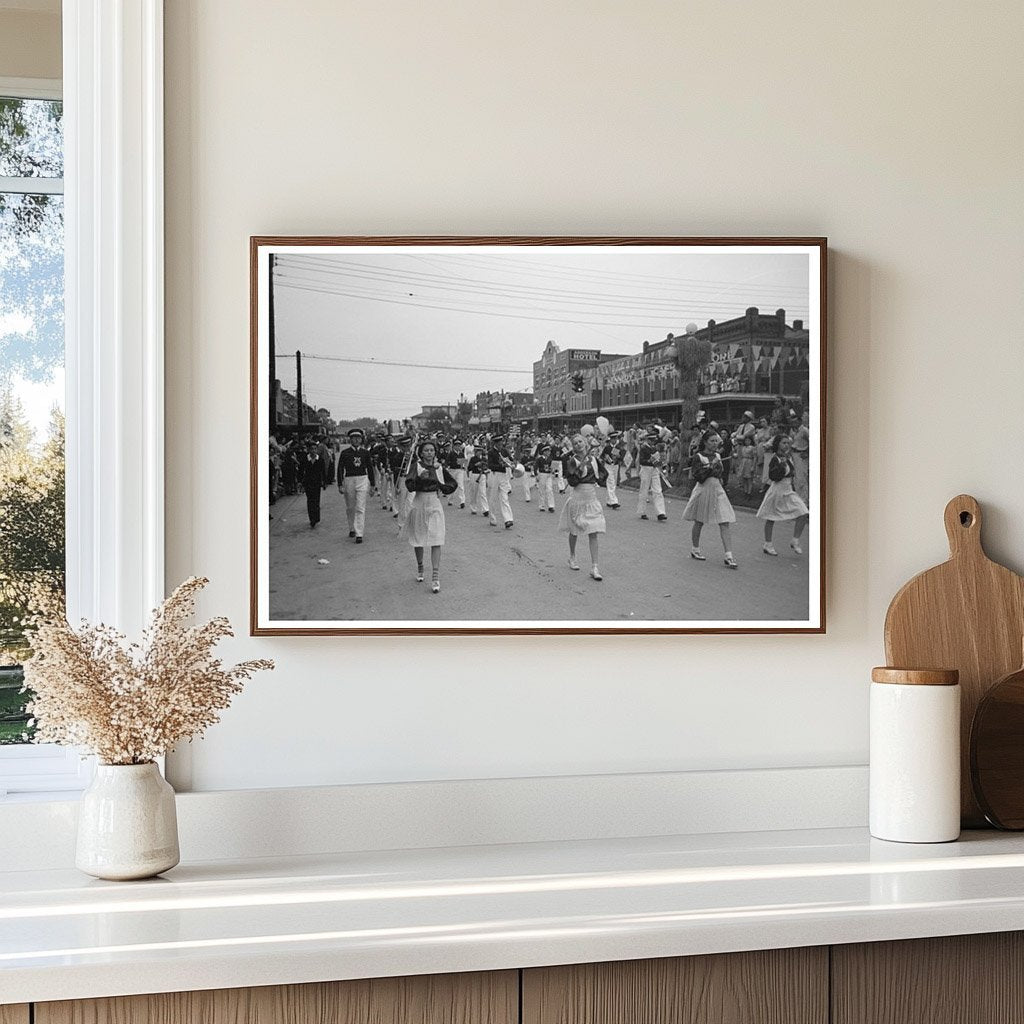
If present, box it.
[250,236,827,635]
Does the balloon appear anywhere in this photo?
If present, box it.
[596,416,611,436]
[581,424,595,436]
[686,322,699,335]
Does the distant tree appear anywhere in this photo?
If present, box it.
[455,399,473,430]
[0,97,64,387]
[423,411,452,434]
[334,417,385,436]
[0,394,65,664]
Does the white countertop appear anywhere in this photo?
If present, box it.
[4,826,1024,1005]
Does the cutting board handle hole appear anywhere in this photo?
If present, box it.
[960,511,974,527]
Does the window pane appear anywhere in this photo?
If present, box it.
[0,98,63,179]
[0,188,65,745]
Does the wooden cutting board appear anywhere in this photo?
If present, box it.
[970,654,1024,829]
[884,494,1024,826]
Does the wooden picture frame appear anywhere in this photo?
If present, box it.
[250,236,826,635]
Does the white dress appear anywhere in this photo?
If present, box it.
[757,457,810,521]
[403,464,452,547]
[682,454,736,524]
[558,456,607,536]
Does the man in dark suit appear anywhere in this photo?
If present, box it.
[301,443,325,527]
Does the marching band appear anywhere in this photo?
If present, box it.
[270,406,812,596]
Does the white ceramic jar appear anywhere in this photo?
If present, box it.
[870,667,961,843]
[76,762,180,880]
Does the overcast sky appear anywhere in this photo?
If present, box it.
[272,248,811,422]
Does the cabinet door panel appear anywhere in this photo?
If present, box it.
[0,1007,30,1024]
[832,932,1024,1024]
[523,948,827,1024]
[36,970,518,1024]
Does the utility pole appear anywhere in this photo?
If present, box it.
[296,350,304,427]
[268,254,277,432]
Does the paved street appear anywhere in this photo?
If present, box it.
[268,482,809,623]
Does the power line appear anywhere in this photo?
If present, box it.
[274,351,533,373]
[275,255,810,311]
[438,251,812,295]
[282,251,812,297]
[273,266,810,322]
[274,278,808,328]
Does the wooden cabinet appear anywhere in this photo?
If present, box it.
[832,932,1024,1024]
[522,948,828,1024]
[13,933,1024,1024]
[34,971,517,1024]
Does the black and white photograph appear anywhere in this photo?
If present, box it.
[251,238,825,634]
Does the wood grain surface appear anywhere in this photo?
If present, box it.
[871,667,959,686]
[884,494,1024,826]
[522,949,828,1024]
[970,659,1024,827]
[832,932,1024,1024]
[0,1007,30,1024]
[36,972,517,1024]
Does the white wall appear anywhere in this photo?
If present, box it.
[0,6,61,81]
[164,0,1024,792]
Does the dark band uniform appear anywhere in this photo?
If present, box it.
[337,445,375,485]
[338,443,375,539]
[637,440,660,467]
[301,451,325,527]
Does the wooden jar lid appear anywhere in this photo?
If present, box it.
[871,667,960,686]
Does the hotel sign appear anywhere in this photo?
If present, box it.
[567,349,599,361]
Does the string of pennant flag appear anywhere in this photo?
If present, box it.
[596,345,808,386]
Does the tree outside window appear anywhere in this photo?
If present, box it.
[0,94,65,744]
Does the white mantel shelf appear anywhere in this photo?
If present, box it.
[4,827,1024,1005]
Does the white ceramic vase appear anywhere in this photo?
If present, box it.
[76,762,180,880]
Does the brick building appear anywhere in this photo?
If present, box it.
[533,341,628,427]
[532,309,811,433]
[467,390,536,431]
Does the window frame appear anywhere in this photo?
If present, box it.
[0,75,84,796]
[0,0,165,797]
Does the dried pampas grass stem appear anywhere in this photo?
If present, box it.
[23,577,273,765]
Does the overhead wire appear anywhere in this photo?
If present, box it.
[274,351,532,373]
[436,251,812,296]
[283,250,812,297]
[273,277,808,328]
[275,255,810,313]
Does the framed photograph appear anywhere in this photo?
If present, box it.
[250,236,826,635]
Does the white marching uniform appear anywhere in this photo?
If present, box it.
[636,465,666,517]
[450,468,466,506]
[537,471,555,509]
[552,455,567,493]
[379,468,394,510]
[606,464,620,505]
[518,470,533,502]
[487,470,513,525]
[337,444,373,537]
[342,477,369,536]
[468,466,489,514]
